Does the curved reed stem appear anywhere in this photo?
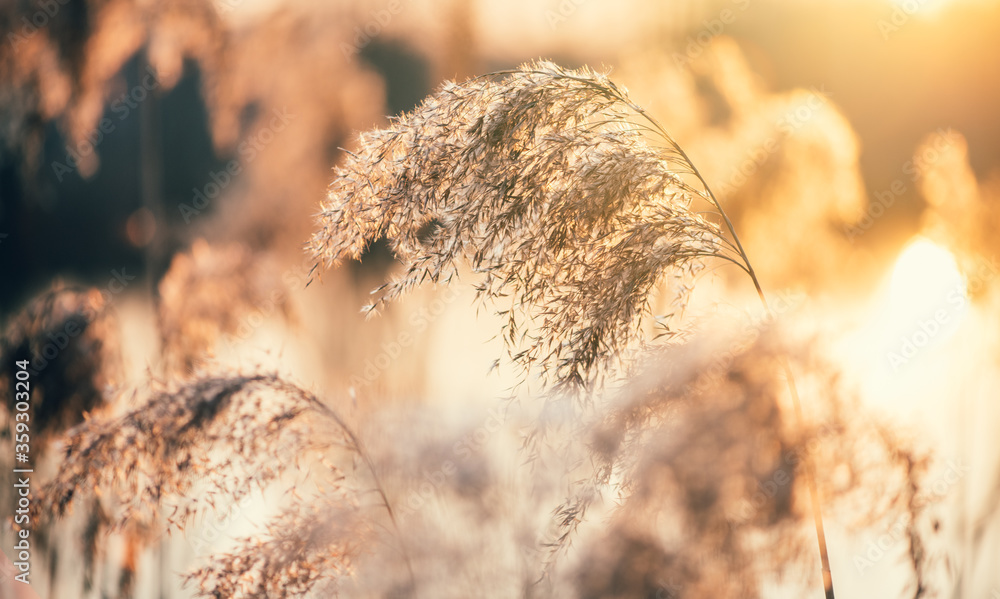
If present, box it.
[530,70,837,597]
[629,101,838,599]
[496,66,836,597]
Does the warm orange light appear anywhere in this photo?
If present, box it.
[837,237,970,414]
[887,0,958,17]
[887,237,967,330]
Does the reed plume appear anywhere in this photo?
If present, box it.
[158,240,291,374]
[36,375,328,525]
[0,285,121,440]
[310,60,741,393]
[187,497,368,599]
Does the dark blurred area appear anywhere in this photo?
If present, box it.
[0,0,435,315]
[0,52,226,312]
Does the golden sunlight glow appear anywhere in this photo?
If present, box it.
[881,237,968,365]
[844,237,971,415]
[888,237,967,326]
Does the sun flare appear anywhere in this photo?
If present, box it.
[845,237,971,414]
[888,237,967,327]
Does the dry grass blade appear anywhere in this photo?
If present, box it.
[0,285,121,440]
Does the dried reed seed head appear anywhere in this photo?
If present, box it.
[34,372,402,599]
[188,498,367,599]
[311,60,730,391]
[0,285,121,439]
[158,240,291,373]
[36,374,350,531]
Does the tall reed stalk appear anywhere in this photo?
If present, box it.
[614,84,836,599]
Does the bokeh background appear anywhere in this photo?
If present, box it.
[2,0,1000,597]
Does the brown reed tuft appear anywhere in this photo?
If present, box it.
[187,496,369,599]
[310,60,741,393]
[308,60,861,597]
[158,240,291,374]
[33,372,410,597]
[0,285,121,440]
[36,375,328,526]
